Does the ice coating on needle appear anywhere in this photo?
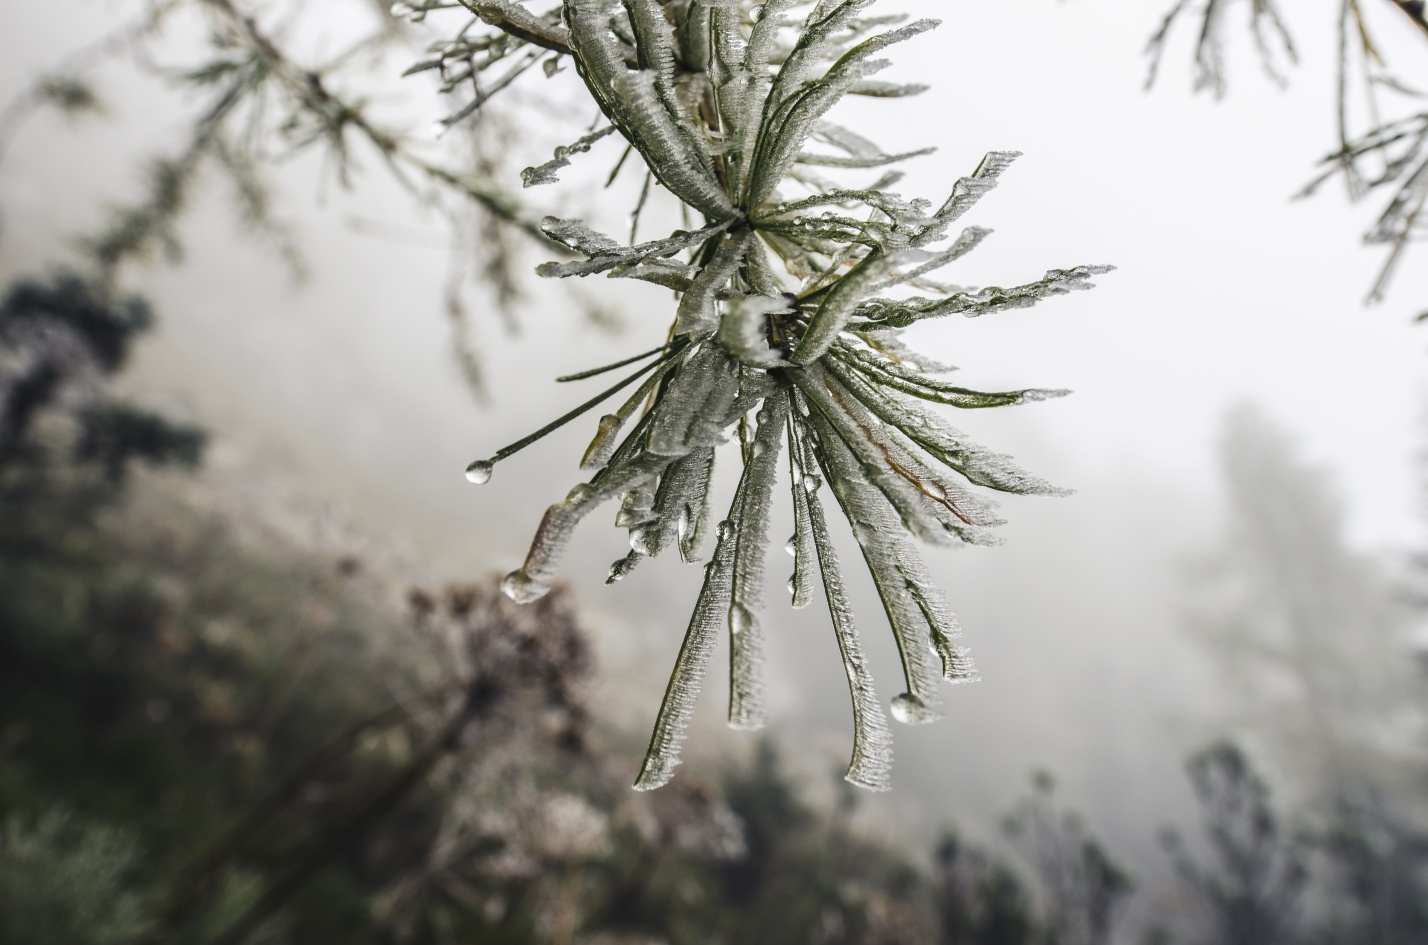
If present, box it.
[457,0,1111,792]
[727,393,789,731]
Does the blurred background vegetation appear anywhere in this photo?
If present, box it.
[1,272,1425,942]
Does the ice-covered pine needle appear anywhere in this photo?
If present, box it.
[454,0,1112,791]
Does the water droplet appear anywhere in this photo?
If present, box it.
[501,570,550,604]
[730,603,755,637]
[566,484,596,504]
[890,693,941,726]
[786,575,797,596]
[430,120,448,138]
[784,536,797,557]
[851,520,877,544]
[464,459,493,484]
[802,475,823,494]
[677,508,691,542]
[751,4,766,22]
[390,1,413,15]
[717,519,736,543]
[607,556,637,584]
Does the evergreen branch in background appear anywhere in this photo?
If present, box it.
[1004,772,1135,945]
[0,271,206,479]
[459,0,1108,791]
[0,0,582,396]
[1148,0,1428,309]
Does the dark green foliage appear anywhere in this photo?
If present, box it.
[35,75,104,116]
[934,832,1037,945]
[0,809,155,945]
[1153,742,1428,945]
[1003,775,1133,945]
[579,741,939,945]
[0,271,202,481]
[0,450,1057,944]
[76,403,207,481]
[1162,743,1306,945]
[0,272,152,370]
[1313,800,1428,945]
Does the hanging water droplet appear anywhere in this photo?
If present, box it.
[678,508,691,542]
[751,3,766,22]
[607,555,637,584]
[566,484,596,504]
[889,693,941,726]
[787,575,797,596]
[430,120,448,138]
[784,535,797,557]
[501,570,550,604]
[389,1,414,16]
[802,475,823,494]
[464,459,493,484]
[730,603,755,637]
[717,519,736,543]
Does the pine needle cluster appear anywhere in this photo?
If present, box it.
[452,0,1110,790]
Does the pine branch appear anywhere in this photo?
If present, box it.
[458,0,1104,791]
